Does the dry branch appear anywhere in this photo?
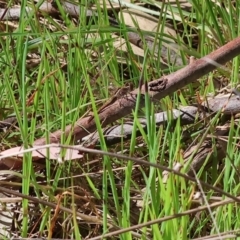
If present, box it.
[82,95,240,146]
[33,37,240,145]
[0,1,93,20]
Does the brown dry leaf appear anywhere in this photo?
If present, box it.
[91,0,144,10]
[117,8,184,66]
[0,145,83,169]
[113,34,145,59]
[163,0,192,10]
[120,9,177,39]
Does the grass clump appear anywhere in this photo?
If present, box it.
[0,0,240,239]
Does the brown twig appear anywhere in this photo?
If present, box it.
[33,37,240,145]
